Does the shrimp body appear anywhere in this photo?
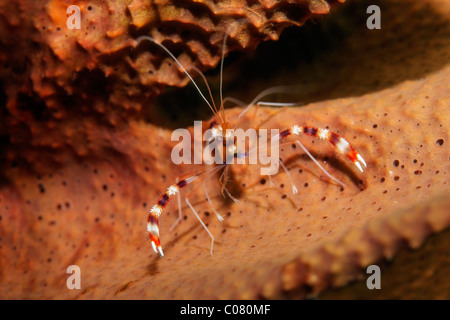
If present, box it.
[137,36,367,257]
[146,180,191,256]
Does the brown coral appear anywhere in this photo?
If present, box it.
[1,0,450,300]
[0,0,343,140]
[0,0,346,192]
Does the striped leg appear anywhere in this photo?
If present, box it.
[147,165,227,256]
[276,125,367,173]
[147,177,195,257]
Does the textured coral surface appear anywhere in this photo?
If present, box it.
[1,0,450,299]
[0,0,343,145]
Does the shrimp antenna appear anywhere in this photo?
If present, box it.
[219,33,229,123]
[234,85,299,130]
[135,36,217,117]
[190,65,223,123]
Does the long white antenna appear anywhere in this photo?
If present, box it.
[219,33,229,110]
[234,85,299,129]
[135,36,216,115]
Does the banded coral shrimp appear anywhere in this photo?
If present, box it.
[134,34,367,257]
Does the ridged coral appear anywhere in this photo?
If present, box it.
[0,0,345,185]
[0,0,343,134]
[1,0,450,299]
